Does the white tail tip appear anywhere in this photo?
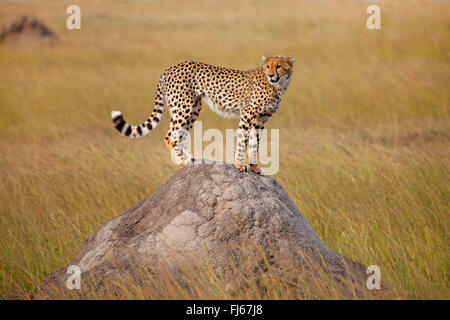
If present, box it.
[111,110,122,119]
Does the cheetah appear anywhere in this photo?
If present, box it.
[111,55,295,174]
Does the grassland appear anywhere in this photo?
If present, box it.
[0,0,448,299]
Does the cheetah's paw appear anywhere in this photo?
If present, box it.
[249,164,263,175]
[234,163,248,173]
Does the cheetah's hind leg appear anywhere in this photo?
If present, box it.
[165,97,202,167]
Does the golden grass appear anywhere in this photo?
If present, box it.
[0,0,449,299]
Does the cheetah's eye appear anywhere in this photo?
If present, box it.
[266,65,270,69]
[276,65,281,70]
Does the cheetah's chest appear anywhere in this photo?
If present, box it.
[266,99,281,113]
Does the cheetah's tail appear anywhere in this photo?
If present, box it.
[111,81,166,139]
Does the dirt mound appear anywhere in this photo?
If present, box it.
[37,163,368,298]
[0,15,58,44]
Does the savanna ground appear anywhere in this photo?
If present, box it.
[0,0,448,299]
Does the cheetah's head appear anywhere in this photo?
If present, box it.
[262,55,295,87]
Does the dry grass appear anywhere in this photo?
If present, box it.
[0,0,448,299]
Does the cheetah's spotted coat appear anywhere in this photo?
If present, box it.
[111,55,295,174]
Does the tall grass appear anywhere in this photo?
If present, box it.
[0,0,448,299]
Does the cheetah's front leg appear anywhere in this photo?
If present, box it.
[248,113,271,175]
[234,115,251,172]
[249,125,265,175]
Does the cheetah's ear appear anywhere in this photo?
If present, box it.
[288,56,296,66]
[261,56,267,63]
